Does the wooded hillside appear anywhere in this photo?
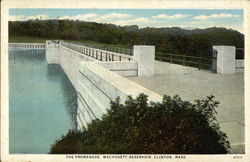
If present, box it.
[9,20,244,57]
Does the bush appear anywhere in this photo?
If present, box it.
[50,94,230,154]
[50,130,82,154]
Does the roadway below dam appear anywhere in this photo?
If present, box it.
[127,61,244,153]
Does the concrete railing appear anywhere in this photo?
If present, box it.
[61,42,133,62]
[9,43,46,49]
[235,60,244,73]
[46,40,60,47]
[57,41,155,77]
[59,44,138,77]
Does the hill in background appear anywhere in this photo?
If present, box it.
[9,20,244,57]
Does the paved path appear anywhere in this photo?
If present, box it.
[127,61,244,153]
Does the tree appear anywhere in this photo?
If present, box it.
[50,94,230,154]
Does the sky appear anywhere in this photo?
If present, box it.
[9,9,244,33]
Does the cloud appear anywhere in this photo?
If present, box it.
[194,13,240,20]
[58,12,130,22]
[26,14,49,20]
[98,12,131,21]
[130,17,150,23]
[152,14,189,19]
[185,20,243,33]
[210,25,243,34]
[9,15,26,21]
[9,14,49,21]
[112,17,150,26]
[59,13,98,20]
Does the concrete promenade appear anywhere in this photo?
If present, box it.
[127,61,244,153]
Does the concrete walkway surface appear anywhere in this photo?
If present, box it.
[127,61,244,153]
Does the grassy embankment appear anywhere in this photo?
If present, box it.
[9,36,130,49]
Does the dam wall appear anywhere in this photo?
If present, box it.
[76,62,161,129]
[46,42,161,130]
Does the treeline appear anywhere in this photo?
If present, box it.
[9,20,244,57]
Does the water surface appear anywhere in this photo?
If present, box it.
[9,48,77,154]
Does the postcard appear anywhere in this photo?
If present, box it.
[1,0,249,161]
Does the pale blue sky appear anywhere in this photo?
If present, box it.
[9,9,243,33]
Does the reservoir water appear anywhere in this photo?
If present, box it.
[9,48,77,154]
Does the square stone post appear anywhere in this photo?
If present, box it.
[46,41,49,47]
[133,45,155,76]
[213,46,236,74]
[46,40,60,64]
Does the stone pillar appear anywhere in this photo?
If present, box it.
[46,40,50,46]
[133,45,155,76]
[213,46,235,74]
[46,41,60,64]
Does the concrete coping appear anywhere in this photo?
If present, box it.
[96,60,137,66]
[80,62,162,103]
[134,45,155,47]
[213,45,236,48]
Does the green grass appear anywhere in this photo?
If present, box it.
[9,36,131,49]
[9,36,48,43]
